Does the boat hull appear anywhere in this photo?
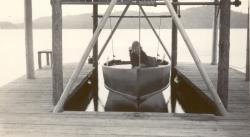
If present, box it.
[102,65,170,101]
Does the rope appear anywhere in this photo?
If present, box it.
[109,18,115,60]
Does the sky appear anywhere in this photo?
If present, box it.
[0,0,248,23]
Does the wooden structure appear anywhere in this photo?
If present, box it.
[247,0,250,81]
[38,50,52,69]
[164,0,227,115]
[92,0,99,111]
[0,63,249,136]
[176,64,249,115]
[48,0,246,115]
[24,0,35,79]
[1,0,249,135]
[170,0,178,112]
[217,0,231,109]
[211,0,219,65]
[51,0,63,105]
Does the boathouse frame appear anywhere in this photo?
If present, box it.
[24,0,248,116]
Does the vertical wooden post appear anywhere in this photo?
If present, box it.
[211,0,219,65]
[171,0,178,113]
[246,0,250,81]
[46,53,50,65]
[217,0,231,109]
[51,0,63,105]
[24,0,35,79]
[38,52,42,69]
[93,1,99,111]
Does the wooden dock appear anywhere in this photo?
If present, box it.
[0,63,249,136]
[0,63,94,113]
[176,64,250,115]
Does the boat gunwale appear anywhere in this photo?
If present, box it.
[102,63,171,70]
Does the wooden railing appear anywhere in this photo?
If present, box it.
[38,50,52,69]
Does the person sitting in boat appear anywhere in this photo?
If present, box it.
[129,41,158,68]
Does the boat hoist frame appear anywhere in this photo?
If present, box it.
[53,0,230,116]
[61,0,241,7]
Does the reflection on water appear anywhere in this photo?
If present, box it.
[86,83,185,113]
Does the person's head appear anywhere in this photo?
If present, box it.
[131,41,141,54]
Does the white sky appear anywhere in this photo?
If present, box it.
[0,0,248,23]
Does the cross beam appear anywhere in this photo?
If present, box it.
[62,0,240,6]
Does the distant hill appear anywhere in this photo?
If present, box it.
[0,22,18,29]
[0,6,247,29]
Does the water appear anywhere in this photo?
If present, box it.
[0,29,247,112]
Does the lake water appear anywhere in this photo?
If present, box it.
[0,29,247,112]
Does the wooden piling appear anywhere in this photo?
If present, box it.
[46,53,50,65]
[51,0,63,105]
[38,52,42,69]
[246,0,250,81]
[211,0,219,65]
[217,0,231,109]
[93,1,99,111]
[171,0,178,113]
[24,0,35,79]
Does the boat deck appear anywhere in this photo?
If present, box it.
[0,63,249,136]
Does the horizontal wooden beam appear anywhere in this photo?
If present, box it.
[97,15,172,18]
[62,0,222,6]
[62,0,241,6]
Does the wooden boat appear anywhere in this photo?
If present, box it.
[102,60,170,104]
